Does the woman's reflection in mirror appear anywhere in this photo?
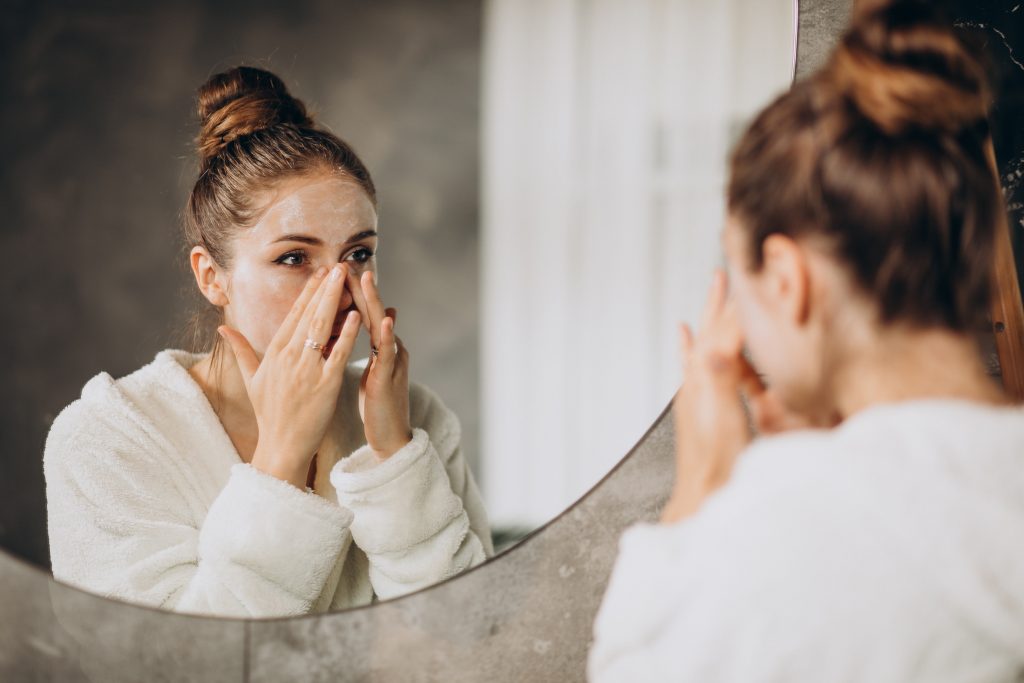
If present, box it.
[43,66,492,618]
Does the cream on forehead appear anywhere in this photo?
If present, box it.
[250,176,377,242]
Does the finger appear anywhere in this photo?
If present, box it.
[679,322,694,355]
[385,307,397,327]
[375,315,399,376]
[218,325,259,387]
[306,263,349,348]
[361,270,388,350]
[271,266,329,352]
[324,310,361,373]
[718,296,745,355]
[291,264,344,349]
[393,333,409,382]
[700,269,728,331]
[346,268,377,344]
[678,322,694,378]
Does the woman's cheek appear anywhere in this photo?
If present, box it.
[735,293,774,378]
[230,265,305,353]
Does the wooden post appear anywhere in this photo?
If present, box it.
[986,139,1024,401]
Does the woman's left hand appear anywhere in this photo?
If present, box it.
[349,270,413,460]
[661,269,754,524]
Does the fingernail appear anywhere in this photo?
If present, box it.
[330,265,342,281]
[316,266,328,278]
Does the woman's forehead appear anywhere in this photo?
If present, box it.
[249,175,378,241]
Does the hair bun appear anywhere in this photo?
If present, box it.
[827,0,989,136]
[196,66,315,165]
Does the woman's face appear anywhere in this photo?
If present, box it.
[221,174,378,358]
[722,213,822,415]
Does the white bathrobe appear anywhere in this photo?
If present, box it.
[589,399,1024,682]
[44,349,493,618]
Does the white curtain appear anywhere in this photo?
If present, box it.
[481,0,797,529]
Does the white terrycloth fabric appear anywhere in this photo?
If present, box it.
[589,399,1024,682]
[44,349,493,618]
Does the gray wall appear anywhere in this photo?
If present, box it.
[0,0,482,569]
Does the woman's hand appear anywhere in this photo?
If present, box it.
[661,270,752,524]
[348,270,413,460]
[661,270,825,524]
[218,264,362,489]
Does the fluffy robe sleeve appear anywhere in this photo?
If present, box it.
[330,381,493,599]
[44,371,492,618]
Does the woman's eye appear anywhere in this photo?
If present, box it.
[345,247,374,264]
[275,251,307,267]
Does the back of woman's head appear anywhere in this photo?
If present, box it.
[727,0,998,332]
[184,66,376,268]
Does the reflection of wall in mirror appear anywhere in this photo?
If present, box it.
[481,0,797,530]
[0,0,482,569]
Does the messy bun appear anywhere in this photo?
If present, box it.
[195,67,316,167]
[829,0,990,136]
[727,0,1001,332]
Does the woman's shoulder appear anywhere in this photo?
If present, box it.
[734,398,1024,476]
[691,427,882,544]
[702,397,1024,542]
[407,378,460,452]
[44,349,211,467]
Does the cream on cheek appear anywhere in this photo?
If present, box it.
[226,256,303,355]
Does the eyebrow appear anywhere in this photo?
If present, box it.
[269,230,378,246]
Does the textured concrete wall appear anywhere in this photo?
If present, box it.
[0,0,482,569]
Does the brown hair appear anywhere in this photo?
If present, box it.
[727,0,999,332]
[182,66,376,361]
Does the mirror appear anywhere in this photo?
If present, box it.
[1,0,798,616]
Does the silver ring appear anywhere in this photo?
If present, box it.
[370,345,379,358]
[304,338,325,352]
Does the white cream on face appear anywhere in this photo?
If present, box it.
[222,174,379,356]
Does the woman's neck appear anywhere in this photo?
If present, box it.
[188,343,259,460]
[829,326,1008,420]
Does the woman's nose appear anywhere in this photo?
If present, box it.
[338,278,354,310]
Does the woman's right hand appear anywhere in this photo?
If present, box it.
[218,264,362,489]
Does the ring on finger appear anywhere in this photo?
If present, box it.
[304,338,325,352]
[370,342,398,358]
[370,343,398,358]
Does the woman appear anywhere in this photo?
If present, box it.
[590,1,1024,680]
[44,66,492,618]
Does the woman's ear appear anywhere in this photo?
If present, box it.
[759,234,810,326]
[190,246,230,307]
